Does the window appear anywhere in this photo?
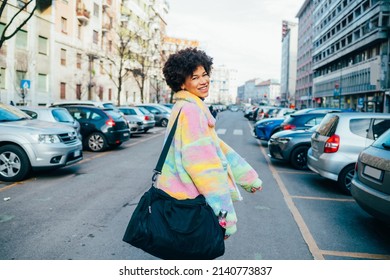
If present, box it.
[60,82,66,99]
[99,86,103,100]
[16,70,26,85]
[350,119,370,138]
[37,73,47,91]
[0,67,5,89]
[76,84,82,99]
[93,3,99,17]
[77,23,82,39]
[61,17,67,33]
[100,61,104,74]
[108,88,112,100]
[60,48,67,66]
[16,30,27,49]
[38,36,48,55]
[77,53,82,69]
[93,30,99,44]
[372,119,390,140]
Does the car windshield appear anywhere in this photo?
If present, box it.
[0,103,31,121]
[138,107,150,115]
[104,109,124,120]
[52,109,74,123]
[372,128,390,150]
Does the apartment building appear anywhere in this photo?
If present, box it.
[255,79,281,106]
[208,65,238,105]
[296,0,314,109]
[280,20,298,108]
[0,0,169,106]
[312,0,390,112]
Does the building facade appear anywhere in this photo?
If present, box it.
[255,79,281,106]
[311,0,390,112]
[208,65,238,105]
[0,0,169,106]
[295,0,314,109]
[280,20,298,108]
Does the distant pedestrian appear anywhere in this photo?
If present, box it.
[209,105,218,118]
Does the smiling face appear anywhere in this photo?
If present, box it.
[181,66,210,99]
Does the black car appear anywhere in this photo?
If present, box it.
[64,105,131,152]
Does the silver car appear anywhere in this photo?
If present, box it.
[19,106,81,140]
[307,112,390,194]
[0,103,83,182]
[136,104,170,127]
[351,128,390,223]
[119,106,156,133]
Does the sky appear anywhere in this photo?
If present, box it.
[165,0,305,85]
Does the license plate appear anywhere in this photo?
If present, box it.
[363,165,383,180]
[74,150,81,157]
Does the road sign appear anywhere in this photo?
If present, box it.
[20,79,30,89]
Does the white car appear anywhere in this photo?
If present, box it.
[0,103,83,182]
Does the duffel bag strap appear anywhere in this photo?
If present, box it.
[152,109,182,186]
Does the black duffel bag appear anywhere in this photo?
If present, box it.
[122,186,225,260]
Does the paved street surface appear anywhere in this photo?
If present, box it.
[1,110,390,260]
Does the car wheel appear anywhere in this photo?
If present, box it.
[0,145,31,182]
[87,132,108,152]
[337,164,355,195]
[290,146,309,170]
[160,119,168,127]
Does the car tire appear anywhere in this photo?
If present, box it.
[160,119,168,127]
[86,132,108,152]
[337,164,355,195]
[290,146,309,170]
[0,145,31,182]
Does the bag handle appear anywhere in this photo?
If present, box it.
[152,109,182,184]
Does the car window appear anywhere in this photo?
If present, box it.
[316,114,339,136]
[22,110,38,119]
[306,116,324,126]
[138,107,150,115]
[52,109,74,123]
[144,106,160,114]
[105,109,123,120]
[90,111,102,120]
[350,118,371,138]
[0,104,30,121]
[372,119,390,140]
[372,128,390,149]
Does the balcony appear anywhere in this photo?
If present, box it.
[102,23,112,33]
[76,8,90,24]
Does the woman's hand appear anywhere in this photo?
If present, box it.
[250,186,262,193]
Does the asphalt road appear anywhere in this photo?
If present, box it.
[0,110,389,260]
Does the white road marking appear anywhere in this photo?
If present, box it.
[216,129,227,135]
[233,129,243,135]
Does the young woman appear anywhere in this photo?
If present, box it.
[159,48,263,238]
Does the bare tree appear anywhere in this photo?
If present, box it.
[0,0,51,49]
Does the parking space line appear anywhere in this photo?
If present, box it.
[321,250,390,260]
[249,121,324,260]
[291,195,355,202]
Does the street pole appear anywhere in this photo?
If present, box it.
[339,63,342,109]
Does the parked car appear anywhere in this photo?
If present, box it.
[161,103,174,109]
[49,100,118,111]
[136,104,170,127]
[268,125,318,170]
[279,110,337,131]
[307,112,390,194]
[0,103,83,182]
[253,118,285,141]
[63,105,131,152]
[273,108,296,118]
[351,128,390,223]
[119,106,156,133]
[19,106,81,140]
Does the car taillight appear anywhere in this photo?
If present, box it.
[106,118,116,127]
[283,124,296,130]
[324,134,340,153]
[145,115,150,121]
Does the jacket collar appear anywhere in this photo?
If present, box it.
[174,90,216,128]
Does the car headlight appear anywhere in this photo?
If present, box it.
[38,134,61,144]
[276,137,291,144]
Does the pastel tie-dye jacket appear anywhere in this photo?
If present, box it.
[156,90,263,235]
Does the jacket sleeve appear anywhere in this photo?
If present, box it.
[179,104,238,235]
[218,138,263,192]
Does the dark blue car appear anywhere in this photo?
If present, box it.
[253,118,284,141]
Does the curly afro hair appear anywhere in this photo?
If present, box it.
[163,48,213,93]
